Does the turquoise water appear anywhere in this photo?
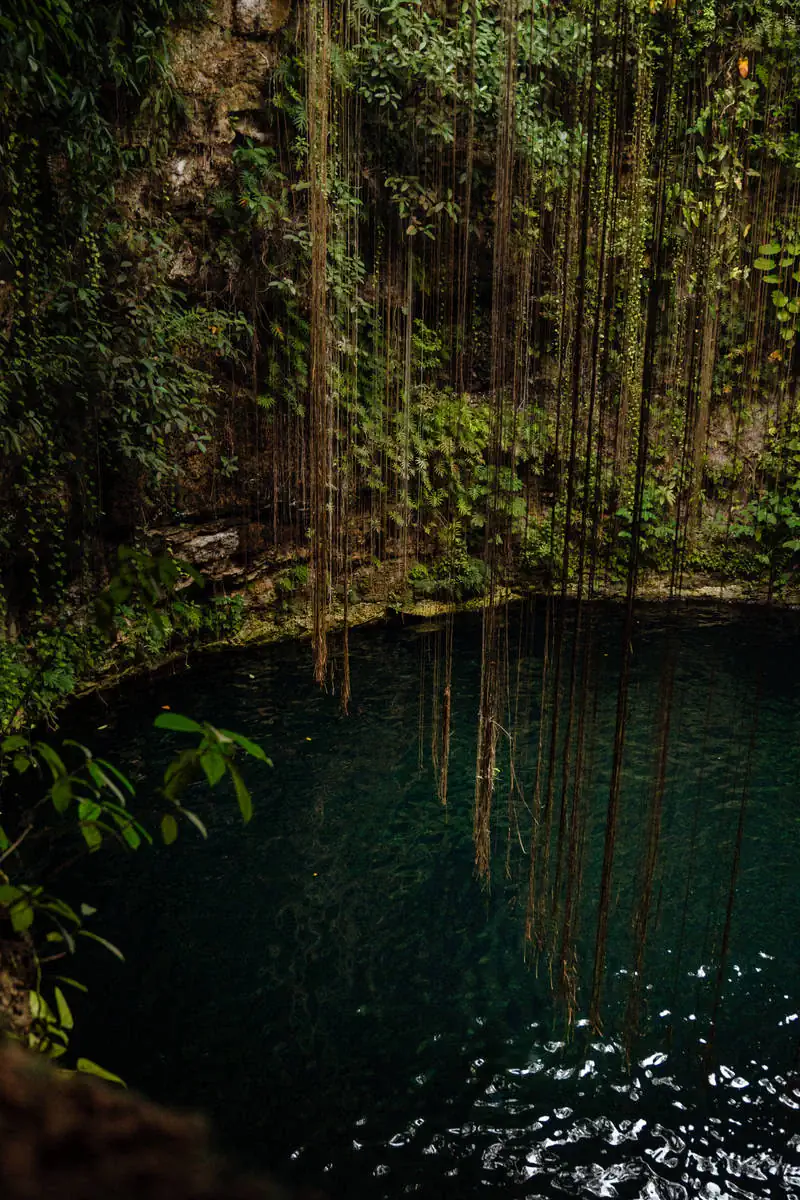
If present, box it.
[68,602,800,1197]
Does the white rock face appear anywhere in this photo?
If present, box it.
[234,0,290,34]
[181,529,241,566]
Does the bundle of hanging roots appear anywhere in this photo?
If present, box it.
[0,1041,325,1200]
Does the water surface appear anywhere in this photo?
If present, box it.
[68,602,800,1197]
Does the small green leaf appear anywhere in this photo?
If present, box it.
[772,290,788,307]
[181,809,208,840]
[87,761,126,804]
[222,730,272,764]
[54,987,74,1030]
[79,930,125,961]
[161,814,178,845]
[227,763,253,824]
[762,274,782,283]
[41,897,80,925]
[154,713,204,733]
[80,823,102,850]
[80,903,97,917]
[77,1058,126,1087]
[62,739,91,759]
[54,976,88,994]
[0,825,9,852]
[95,759,135,795]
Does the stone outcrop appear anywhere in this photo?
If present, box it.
[234,0,292,35]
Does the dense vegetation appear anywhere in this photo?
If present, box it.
[1,0,800,1077]
[2,0,800,713]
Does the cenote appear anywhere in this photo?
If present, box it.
[64,600,800,1199]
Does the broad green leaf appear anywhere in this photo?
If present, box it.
[772,290,788,307]
[29,990,53,1022]
[51,776,73,814]
[77,1058,126,1087]
[154,713,203,733]
[762,274,782,283]
[81,826,102,850]
[779,257,795,268]
[1,735,27,753]
[753,257,775,271]
[121,824,142,850]
[79,930,125,961]
[77,798,103,849]
[161,813,178,845]
[36,742,67,780]
[12,753,31,774]
[54,987,74,1030]
[78,799,102,822]
[758,241,781,255]
[10,902,34,933]
[199,749,226,787]
[227,763,253,823]
[221,730,272,764]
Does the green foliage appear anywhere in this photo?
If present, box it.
[0,709,271,1073]
[753,235,800,346]
[272,564,310,612]
[519,516,558,578]
[615,481,677,573]
[406,385,491,532]
[350,0,584,176]
[198,595,246,641]
[411,531,491,602]
[154,710,271,831]
[0,1,249,633]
